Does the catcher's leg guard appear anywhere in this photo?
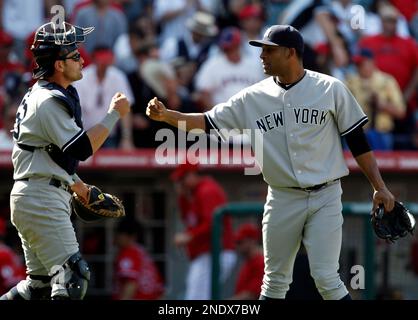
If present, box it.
[51,251,90,300]
[0,286,24,300]
[0,275,51,300]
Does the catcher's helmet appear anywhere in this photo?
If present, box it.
[30,21,94,79]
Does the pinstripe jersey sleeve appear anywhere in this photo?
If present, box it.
[38,98,85,151]
[333,80,368,136]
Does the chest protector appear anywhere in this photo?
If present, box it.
[18,82,83,175]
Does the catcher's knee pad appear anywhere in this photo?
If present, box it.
[51,251,90,300]
[0,275,51,300]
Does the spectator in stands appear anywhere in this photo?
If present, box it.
[229,223,264,300]
[113,218,164,300]
[127,39,180,148]
[170,162,236,300]
[389,0,418,41]
[0,101,18,151]
[194,27,265,110]
[238,4,268,62]
[159,11,218,73]
[0,0,51,60]
[0,218,26,296]
[265,0,292,27]
[314,32,351,81]
[114,14,158,73]
[74,46,135,149]
[73,0,128,53]
[279,0,350,71]
[364,0,411,38]
[359,4,418,149]
[0,30,25,83]
[345,48,406,150]
[322,0,368,53]
[63,0,88,18]
[153,0,207,45]
[0,30,26,106]
[114,0,153,24]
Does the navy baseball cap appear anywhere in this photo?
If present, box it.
[249,25,304,54]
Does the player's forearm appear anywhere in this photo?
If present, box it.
[86,124,111,153]
[354,151,387,191]
[164,110,206,132]
[86,109,121,152]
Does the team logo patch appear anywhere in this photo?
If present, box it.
[263,27,272,39]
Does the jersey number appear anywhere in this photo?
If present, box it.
[13,98,28,140]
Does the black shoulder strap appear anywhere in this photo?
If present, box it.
[39,82,83,129]
[17,81,82,175]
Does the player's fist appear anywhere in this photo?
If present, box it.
[110,92,130,118]
[146,97,167,122]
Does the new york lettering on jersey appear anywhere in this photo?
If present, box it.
[255,108,328,133]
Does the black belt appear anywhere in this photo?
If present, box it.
[291,179,339,192]
[16,177,71,192]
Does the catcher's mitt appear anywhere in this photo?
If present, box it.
[71,185,125,223]
[371,201,415,243]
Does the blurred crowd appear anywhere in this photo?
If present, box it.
[0,0,416,151]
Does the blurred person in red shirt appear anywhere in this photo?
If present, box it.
[0,218,26,296]
[359,4,418,148]
[359,5,418,101]
[229,223,264,300]
[113,218,164,300]
[171,162,236,300]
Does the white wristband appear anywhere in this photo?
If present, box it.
[101,109,120,132]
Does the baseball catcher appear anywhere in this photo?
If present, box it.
[371,201,416,243]
[71,185,125,222]
[1,20,130,301]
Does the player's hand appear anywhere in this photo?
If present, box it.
[70,181,89,203]
[146,97,167,122]
[373,186,395,213]
[110,92,130,118]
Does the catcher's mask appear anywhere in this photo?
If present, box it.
[30,21,94,79]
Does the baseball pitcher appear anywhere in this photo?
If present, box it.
[147,25,395,300]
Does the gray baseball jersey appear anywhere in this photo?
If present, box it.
[205,69,367,188]
[205,69,368,300]
[12,80,83,185]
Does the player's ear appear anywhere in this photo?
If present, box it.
[288,48,295,59]
[54,60,65,73]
